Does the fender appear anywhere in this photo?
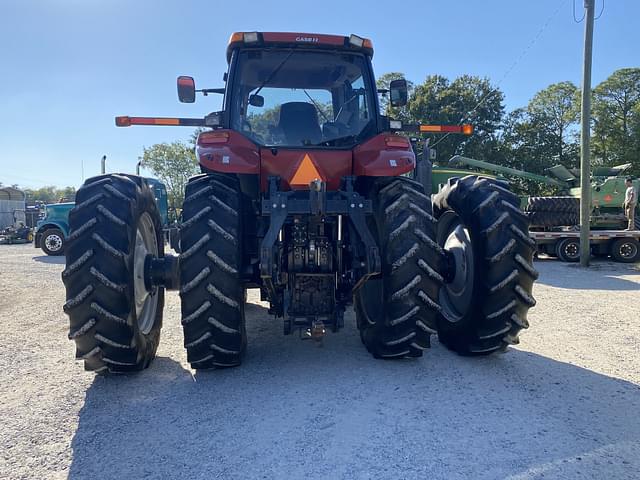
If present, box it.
[196,130,260,174]
[353,133,415,177]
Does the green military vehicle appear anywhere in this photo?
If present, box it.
[35,178,172,255]
[439,156,640,262]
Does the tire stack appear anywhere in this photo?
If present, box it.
[524,196,579,228]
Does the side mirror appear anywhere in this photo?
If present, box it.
[177,76,196,103]
[249,94,265,107]
[389,79,408,107]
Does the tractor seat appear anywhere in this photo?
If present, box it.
[278,102,322,146]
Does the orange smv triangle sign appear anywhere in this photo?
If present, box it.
[290,154,322,186]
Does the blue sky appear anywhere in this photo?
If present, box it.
[0,0,637,189]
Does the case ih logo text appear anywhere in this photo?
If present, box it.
[296,36,319,43]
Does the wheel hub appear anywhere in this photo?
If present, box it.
[133,213,159,334]
[565,243,579,258]
[438,211,475,322]
[619,242,637,259]
[45,234,63,252]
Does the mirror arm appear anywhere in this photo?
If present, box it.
[198,88,225,96]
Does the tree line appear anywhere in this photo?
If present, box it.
[0,183,77,205]
[14,67,630,207]
[6,68,637,206]
[378,67,640,194]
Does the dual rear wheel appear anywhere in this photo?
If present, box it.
[354,175,537,356]
[63,173,537,373]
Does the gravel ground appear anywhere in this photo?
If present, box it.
[0,243,639,480]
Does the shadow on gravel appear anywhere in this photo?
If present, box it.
[32,255,65,264]
[68,321,640,480]
[535,260,640,291]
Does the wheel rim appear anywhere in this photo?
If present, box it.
[562,241,580,261]
[617,241,638,260]
[133,213,159,335]
[437,211,475,322]
[45,233,63,252]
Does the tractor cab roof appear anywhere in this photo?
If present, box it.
[226,32,373,62]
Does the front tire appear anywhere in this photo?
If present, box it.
[433,176,537,355]
[355,178,442,359]
[62,174,164,373]
[41,228,65,256]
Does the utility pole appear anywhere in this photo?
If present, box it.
[579,0,595,267]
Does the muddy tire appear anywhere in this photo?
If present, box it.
[62,174,164,373]
[432,176,537,355]
[355,178,442,359]
[41,228,65,256]
[179,174,247,369]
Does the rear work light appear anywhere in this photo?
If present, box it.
[243,32,259,43]
[348,34,373,49]
[228,31,260,45]
[198,131,230,145]
[385,136,410,148]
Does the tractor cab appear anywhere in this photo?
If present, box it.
[177,32,411,191]
[227,42,377,149]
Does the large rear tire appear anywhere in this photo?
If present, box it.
[433,176,537,355]
[355,178,442,359]
[62,174,164,373]
[179,174,247,369]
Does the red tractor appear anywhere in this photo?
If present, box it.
[62,32,536,373]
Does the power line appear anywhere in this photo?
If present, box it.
[573,0,586,22]
[575,0,605,22]
[594,0,605,20]
[431,0,570,149]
